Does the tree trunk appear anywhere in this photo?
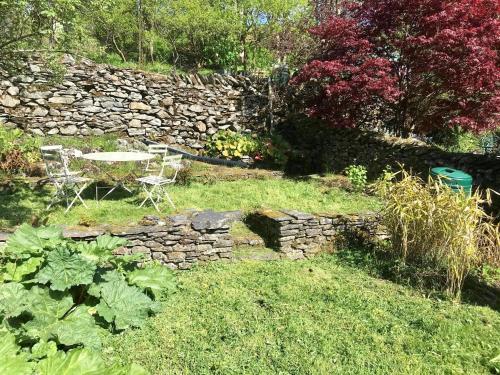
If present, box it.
[137,0,144,65]
[112,35,127,62]
[240,34,247,72]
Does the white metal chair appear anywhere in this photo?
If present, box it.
[145,144,170,172]
[41,145,92,213]
[136,154,183,212]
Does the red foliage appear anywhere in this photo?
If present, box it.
[294,0,500,134]
[292,17,399,127]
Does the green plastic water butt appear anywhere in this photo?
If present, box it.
[430,167,473,196]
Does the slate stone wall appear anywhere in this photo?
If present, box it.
[0,209,385,267]
[0,55,269,149]
[247,209,384,259]
[0,211,238,270]
[281,123,500,215]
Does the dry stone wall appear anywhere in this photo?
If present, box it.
[0,55,269,149]
[247,209,384,259]
[0,210,239,270]
[0,209,384,267]
[281,123,500,214]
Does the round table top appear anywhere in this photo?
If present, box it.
[81,151,155,162]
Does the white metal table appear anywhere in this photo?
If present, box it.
[81,151,155,200]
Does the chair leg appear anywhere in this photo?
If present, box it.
[65,183,89,213]
[158,185,175,209]
[149,185,161,212]
[139,185,152,208]
[47,183,64,210]
[150,196,161,212]
[47,193,59,210]
[139,184,162,212]
[77,184,89,207]
[164,189,175,209]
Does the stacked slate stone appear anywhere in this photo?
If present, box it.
[0,55,271,149]
[248,209,383,259]
[0,210,239,270]
[112,210,238,269]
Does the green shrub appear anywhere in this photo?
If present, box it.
[175,161,193,186]
[258,133,291,168]
[479,131,499,154]
[0,224,175,373]
[0,124,41,175]
[205,130,259,159]
[376,170,500,298]
[344,164,368,192]
[432,128,481,153]
[205,130,290,168]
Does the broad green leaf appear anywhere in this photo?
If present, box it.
[5,224,64,256]
[88,270,124,298]
[52,305,102,350]
[94,279,155,330]
[0,282,31,318]
[109,253,145,269]
[24,287,74,340]
[127,266,176,299]
[0,329,21,357]
[0,331,33,375]
[36,248,96,291]
[24,287,102,349]
[3,257,43,282]
[77,235,128,262]
[36,348,108,374]
[31,340,58,359]
[37,348,149,375]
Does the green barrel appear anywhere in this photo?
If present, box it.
[430,167,473,195]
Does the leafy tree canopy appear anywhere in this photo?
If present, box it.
[293,0,500,135]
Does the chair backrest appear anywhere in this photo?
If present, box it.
[148,144,169,156]
[40,145,69,179]
[159,154,183,180]
[146,144,169,171]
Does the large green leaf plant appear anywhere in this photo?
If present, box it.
[0,224,176,374]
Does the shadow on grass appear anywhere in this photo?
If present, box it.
[0,179,51,229]
[0,178,146,230]
[86,180,141,201]
[334,245,499,312]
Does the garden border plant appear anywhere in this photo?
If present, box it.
[376,169,500,298]
[205,130,291,168]
[0,224,176,374]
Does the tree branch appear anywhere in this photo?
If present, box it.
[0,32,40,50]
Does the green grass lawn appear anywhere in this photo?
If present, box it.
[0,177,380,229]
[104,253,500,374]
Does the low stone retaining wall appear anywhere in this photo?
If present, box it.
[247,209,383,259]
[0,210,240,270]
[0,209,384,266]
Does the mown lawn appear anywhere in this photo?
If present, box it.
[105,254,500,374]
[0,178,380,229]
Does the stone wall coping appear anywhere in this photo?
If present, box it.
[281,210,315,220]
[255,209,378,222]
[0,210,242,243]
[256,209,293,222]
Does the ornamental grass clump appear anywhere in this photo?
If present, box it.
[377,170,499,298]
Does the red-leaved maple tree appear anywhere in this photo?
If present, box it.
[293,0,500,135]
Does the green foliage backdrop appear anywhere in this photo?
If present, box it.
[0,0,311,73]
